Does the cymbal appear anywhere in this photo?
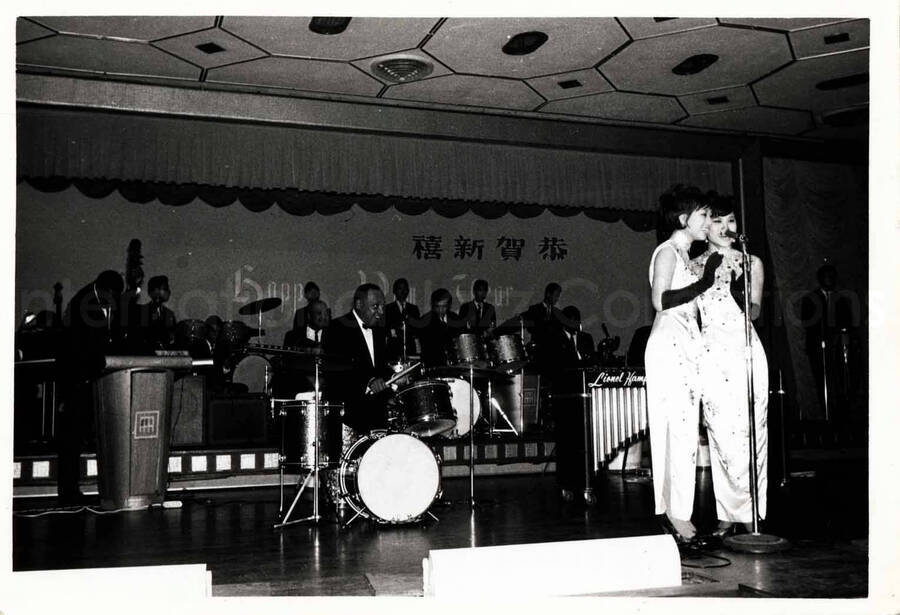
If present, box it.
[238,297,282,315]
[272,353,353,373]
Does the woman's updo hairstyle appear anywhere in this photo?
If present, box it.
[657,184,709,235]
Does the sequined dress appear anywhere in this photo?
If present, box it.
[693,249,768,522]
[644,240,704,519]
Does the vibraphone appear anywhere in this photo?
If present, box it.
[586,367,648,473]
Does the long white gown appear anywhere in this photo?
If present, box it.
[644,240,704,519]
[693,249,768,522]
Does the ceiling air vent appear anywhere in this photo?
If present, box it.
[816,73,868,90]
[821,107,868,127]
[372,56,434,83]
[672,54,719,76]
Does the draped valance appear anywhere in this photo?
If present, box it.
[18,105,732,215]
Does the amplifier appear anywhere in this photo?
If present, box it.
[206,394,268,446]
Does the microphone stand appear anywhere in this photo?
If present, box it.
[723,231,789,553]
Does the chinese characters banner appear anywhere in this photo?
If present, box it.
[17,186,659,351]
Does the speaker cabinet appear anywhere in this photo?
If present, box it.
[206,394,268,446]
[171,374,206,447]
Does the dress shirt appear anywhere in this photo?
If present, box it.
[352,309,375,365]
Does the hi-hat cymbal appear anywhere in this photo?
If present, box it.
[238,297,282,315]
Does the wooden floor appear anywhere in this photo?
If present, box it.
[12,459,867,598]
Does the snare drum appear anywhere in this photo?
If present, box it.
[338,432,441,524]
[448,333,489,368]
[232,354,272,394]
[489,334,528,372]
[395,379,456,437]
[436,378,482,439]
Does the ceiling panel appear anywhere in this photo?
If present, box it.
[222,17,439,61]
[789,19,869,60]
[28,16,215,41]
[17,34,200,80]
[753,49,868,112]
[154,28,267,70]
[526,68,613,101]
[424,18,628,79]
[678,106,813,135]
[717,18,853,32]
[384,74,544,111]
[678,86,756,115]
[540,92,685,124]
[616,18,717,40]
[16,19,55,44]
[600,25,792,96]
[207,56,384,96]
[14,16,870,142]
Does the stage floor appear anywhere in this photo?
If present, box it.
[12,462,867,598]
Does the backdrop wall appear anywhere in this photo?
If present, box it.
[16,184,659,353]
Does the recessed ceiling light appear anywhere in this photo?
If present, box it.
[502,31,549,56]
[815,73,868,91]
[372,56,434,83]
[823,32,851,45]
[653,17,678,23]
[196,42,225,55]
[672,54,719,76]
[309,17,352,35]
[706,95,730,105]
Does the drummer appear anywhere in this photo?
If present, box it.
[322,283,393,435]
[284,299,330,348]
[415,288,462,368]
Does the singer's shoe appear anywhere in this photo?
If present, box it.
[659,515,694,546]
[710,522,738,538]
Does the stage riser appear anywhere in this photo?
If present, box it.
[12,438,562,495]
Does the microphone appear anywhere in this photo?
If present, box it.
[724,230,746,243]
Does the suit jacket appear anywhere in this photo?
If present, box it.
[59,282,121,388]
[414,310,462,367]
[384,300,421,359]
[322,311,391,432]
[458,300,497,334]
[800,289,855,355]
[521,302,564,363]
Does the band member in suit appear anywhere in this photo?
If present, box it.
[548,306,596,500]
[416,288,461,367]
[142,275,176,350]
[284,299,330,348]
[384,277,421,360]
[322,284,392,434]
[291,281,321,332]
[521,282,563,365]
[56,270,125,504]
[458,279,497,337]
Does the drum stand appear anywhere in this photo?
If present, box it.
[467,363,477,509]
[274,356,327,529]
[486,378,519,437]
[580,369,597,505]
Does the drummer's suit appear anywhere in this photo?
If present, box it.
[322,312,392,434]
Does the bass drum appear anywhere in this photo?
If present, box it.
[338,432,441,524]
[436,378,481,439]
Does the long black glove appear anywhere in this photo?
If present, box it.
[661,252,723,310]
[730,270,746,312]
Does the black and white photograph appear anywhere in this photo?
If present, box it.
[4,4,898,613]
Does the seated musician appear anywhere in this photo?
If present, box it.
[547,305,595,502]
[384,277,421,361]
[284,299,330,348]
[414,288,461,367]
[322,284,392,435]
[458,279,497,338]
[291,281,321,332]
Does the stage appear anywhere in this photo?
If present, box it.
[12,458,867,598]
